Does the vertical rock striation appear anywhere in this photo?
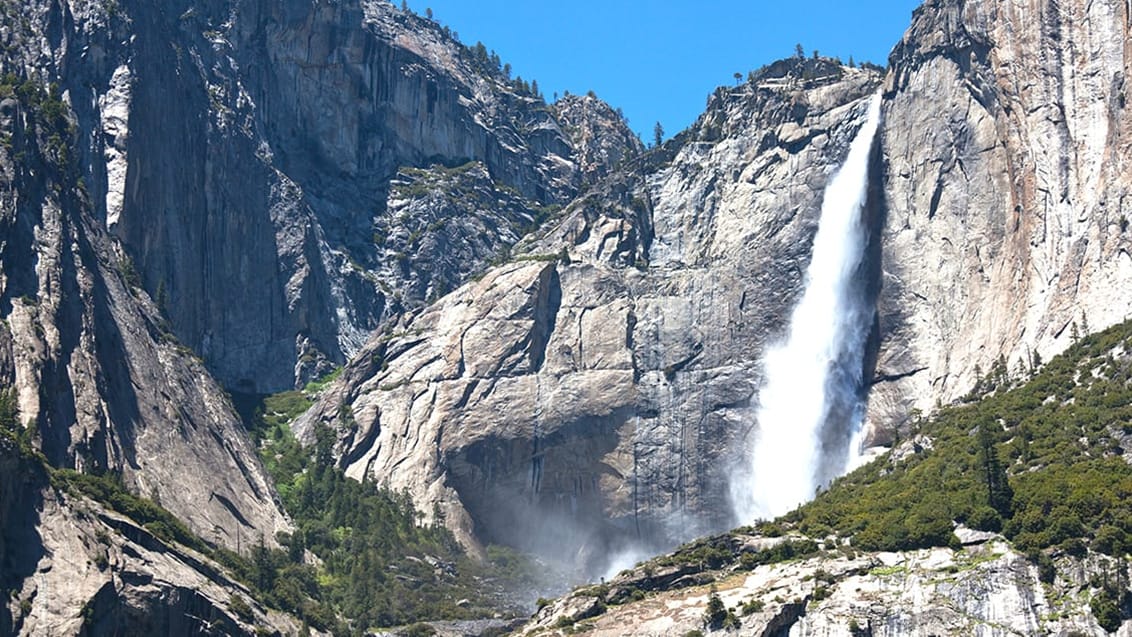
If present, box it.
[109,0,636,392]
[871,0,1132,431]
[0,1,286,548]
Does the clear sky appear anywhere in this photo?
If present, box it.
[411,0,923,142]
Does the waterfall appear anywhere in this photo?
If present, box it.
[731,93,882,523]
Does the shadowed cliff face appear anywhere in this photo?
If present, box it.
[295,66,887,574]
[869,0,1132,434]
[107,0,638,393]
[0,0,288,556]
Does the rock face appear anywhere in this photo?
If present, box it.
[374,160,557,312]
[1,0,640,397]
[0,39,287,552]
[0,441,302,636]
[295,63,886,572]
[869,0,1132,432]
[89,0,638,393]
[4,0,1132,629]
[521,532,1132,636]
[2,0,645,551]
[553,93,645,184]
[296,0,1132,577]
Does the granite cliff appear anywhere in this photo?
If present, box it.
[0,0,640,543]
[2,0,1132,633]
[297,0,1132,601]
[869,0,1132,435]
[0,11,287,552]
[295,60,887,573]
[112,0,636,392]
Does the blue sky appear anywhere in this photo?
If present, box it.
[412,1,923,142]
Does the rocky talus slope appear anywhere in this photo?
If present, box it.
[869,0,1132,433]
[296,61,885,570]
[522,532,1130,636]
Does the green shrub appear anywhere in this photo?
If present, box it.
[741,598,764,615]
[1028,551,1057,584]
[228,594,254,622]
[967,506,1002,533]
[1090,588,1124,633]
[703,591,726,629]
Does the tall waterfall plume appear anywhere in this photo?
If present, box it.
[731,93,883,523]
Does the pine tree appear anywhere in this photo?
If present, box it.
[704,589,726,629]
[653,121,664,148]
[976,419,1013,515]
[0,387,17,430]
[472,42,488,65]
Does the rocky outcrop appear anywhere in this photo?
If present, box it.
[0,441,303,636]
[553,93,645,184]
[870,0,1132,432]
[295,65,885,571]
[372,160,558,312]
[521,533,1131,636]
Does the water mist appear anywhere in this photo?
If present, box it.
[731,93,883,523]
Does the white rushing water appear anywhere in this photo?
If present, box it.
[731,93,883,523]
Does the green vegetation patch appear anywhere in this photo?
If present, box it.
[787,319,1132,557]
[233,381,535,633]
[51,470,207,552]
